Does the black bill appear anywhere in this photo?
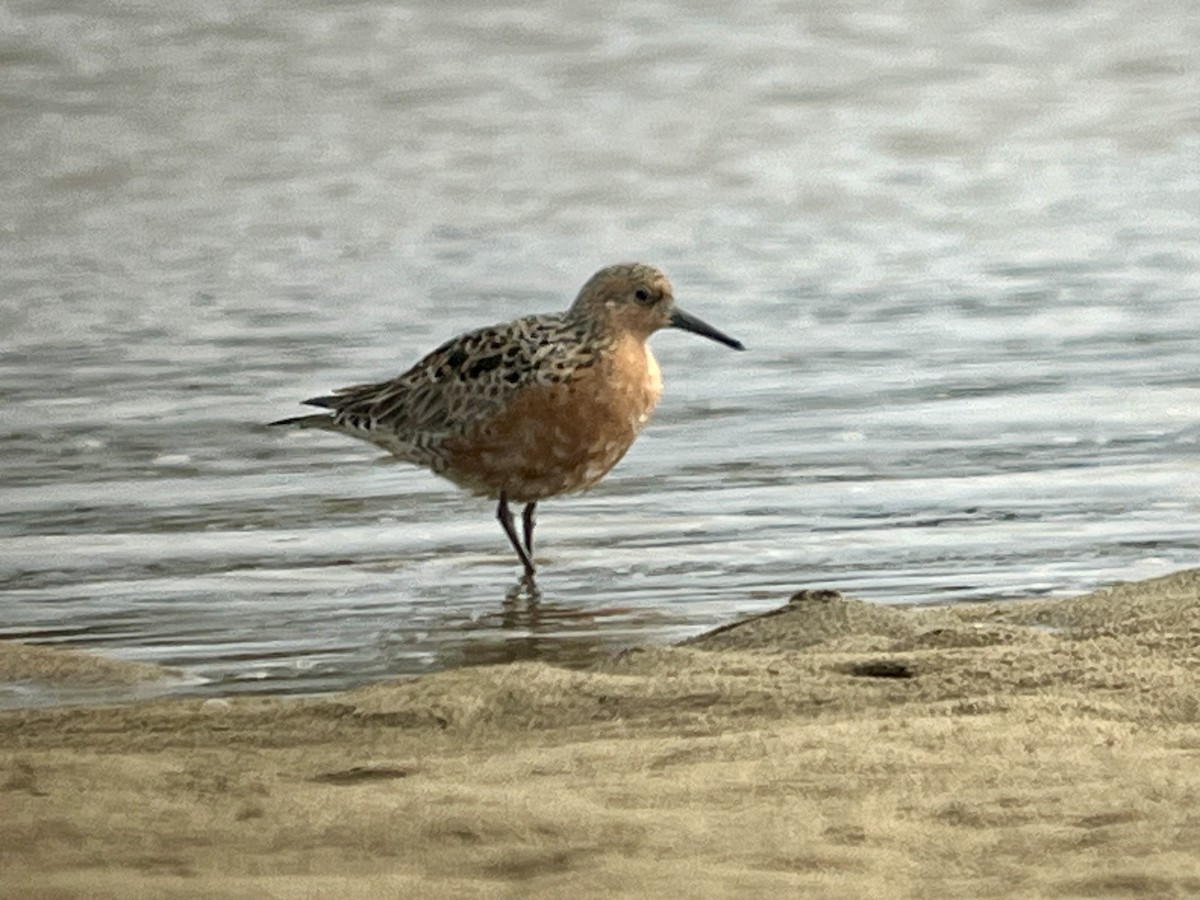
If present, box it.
[670,307,745,351]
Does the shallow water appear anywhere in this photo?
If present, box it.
[2,0,1198,703]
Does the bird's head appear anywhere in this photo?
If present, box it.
[568,263,744,350]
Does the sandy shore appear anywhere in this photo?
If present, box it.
[4,570,1200,899]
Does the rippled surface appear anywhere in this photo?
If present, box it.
[2,0,1198,702]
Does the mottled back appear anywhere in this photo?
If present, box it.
[300,313,600,460]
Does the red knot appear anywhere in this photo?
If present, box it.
[271,262,744,578]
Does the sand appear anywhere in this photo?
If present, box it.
[3,570,1200,898]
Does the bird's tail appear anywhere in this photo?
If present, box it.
[268,413,335,428]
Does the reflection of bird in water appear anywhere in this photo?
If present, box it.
[271,263,743,578]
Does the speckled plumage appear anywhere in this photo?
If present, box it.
[271,263,743,578]
[296,313,608,488]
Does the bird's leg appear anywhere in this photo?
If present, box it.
[521,502,537,557]
[496,493,536,578]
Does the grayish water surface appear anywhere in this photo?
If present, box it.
[3,0,1198,704]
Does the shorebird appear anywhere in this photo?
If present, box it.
[270,263,744,578]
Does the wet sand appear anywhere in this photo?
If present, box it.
[4,569,1200,899]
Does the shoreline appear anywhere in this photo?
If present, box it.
[4,569,1200,898]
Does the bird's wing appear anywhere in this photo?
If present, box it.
[304,314,596,439]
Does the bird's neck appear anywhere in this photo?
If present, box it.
[601,331,662,409]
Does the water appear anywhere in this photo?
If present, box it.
[2,0,1198,702]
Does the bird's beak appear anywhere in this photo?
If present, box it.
[669,307,745,351]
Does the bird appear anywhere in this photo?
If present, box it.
[270,262,744,578]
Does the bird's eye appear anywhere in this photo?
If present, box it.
[634,287,652,304]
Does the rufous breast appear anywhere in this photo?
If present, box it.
[442,335,663,502]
